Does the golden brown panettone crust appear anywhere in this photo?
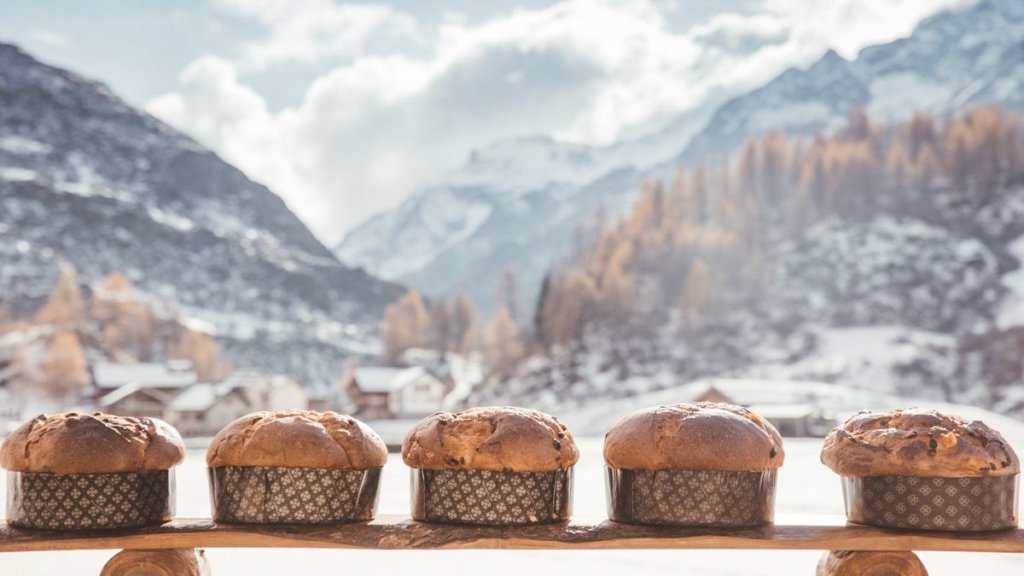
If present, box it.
[206,410,387,470]
[402,406,579,472]
[0,412,185,474]
[603,402,785,471]
[820,408,1020,477]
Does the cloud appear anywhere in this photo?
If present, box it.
[761,0,976,59]
[28,29,69,49]
[148,0,967,244]
[692,14,790,55]
[213,0,422,69]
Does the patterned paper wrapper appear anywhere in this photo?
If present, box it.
[605,467,777,527]
[208,466,381,524]
[842,474,1019,532]
[411,467,573,525]
[6,469,174,530]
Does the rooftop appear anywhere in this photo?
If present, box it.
[352,366,429,393]
[169,382,244,412]
[93,361,197,390]
[97,383,169,407]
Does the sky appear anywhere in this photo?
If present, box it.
[0,0,972,245]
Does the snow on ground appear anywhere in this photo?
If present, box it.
[743,325,952,393]
[999,234,1024,328]
[2,432,1024,574]
[866,73,952,120]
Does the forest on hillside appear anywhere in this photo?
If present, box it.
[533,106,1024,349]
[1,266,230,403]
[373,105,1024,414]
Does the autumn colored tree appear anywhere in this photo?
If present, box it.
[843,108,872,141]
[39,330,90,400]
[379,290,431,363]
[886,141,912,192]
[92,271,156,361]
[914,144,941,190]
[536,270,598,349]
[452,294,477,353]
[678,258,710,318]
[494,268,523,323]
[169,329,230,381]
[428,298,453,353]
[4,344,37,396]
[91,271,134,321]
[484,306,525,376]
[907,111,936,157]
[524,105,1024,366]
[35,264,85,327]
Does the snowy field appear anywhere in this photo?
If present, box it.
[2,437,1024,575]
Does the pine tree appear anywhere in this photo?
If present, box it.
[91,271,156,361]
[39,331,90,400]
[599,242,635,319]
[738,140,759,198]
[35,264,85,327]
[944,122,972,189]
[907,111,936,157]
[914,144,941,190]
[678,258,710,317]
[5,344,37,397]
[91,271,134,321]
[379,290,431,363]
[691,165,709,224]
[886,140,912,192]
[169,329,230,381]
[484,306,525,377]
[844,108,872,141]
[494,269,522,323]
[452,294,477,353]
[428,299,453,353]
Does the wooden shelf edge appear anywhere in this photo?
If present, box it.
[1,516,1023,553]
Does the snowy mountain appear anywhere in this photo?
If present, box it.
[336,100,711,311]
[681,0,1024,162]
[337,0,1024,311]
[0,43,402,385]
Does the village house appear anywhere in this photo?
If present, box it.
[93,361,310,436]
[235,372,309,413]
[688,380,831,437]
[165,382,251,437]
[92,360,197,396]
[164,374,309,437]
[343,365,447,420]
[95,361,198,418]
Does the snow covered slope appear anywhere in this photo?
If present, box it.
[681,0,1024,162]
[0,43,402,385]
[335,98,711,310]
[338,0,1024,311]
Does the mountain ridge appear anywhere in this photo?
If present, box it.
[337,0,1024,312]
[0,41,403,386]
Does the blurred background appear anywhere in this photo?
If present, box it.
[1,0,1023,573]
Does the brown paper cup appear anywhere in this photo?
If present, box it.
[6,470,174,530]
[606,467,777,527]
[411,467,573,525]
[842,474,1019,531]
[208,466,380,524]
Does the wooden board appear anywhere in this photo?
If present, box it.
[1,516,1023,553]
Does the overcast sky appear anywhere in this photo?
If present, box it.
[0,0,971,244]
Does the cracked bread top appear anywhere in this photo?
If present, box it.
[206,410,387,470]
[402,406,578,472]
[821,408,1019,477]
[0,412,185,474]
[604,402,785,471]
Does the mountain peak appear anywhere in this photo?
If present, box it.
[681,0,1024,162]
[0,42,402,386]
